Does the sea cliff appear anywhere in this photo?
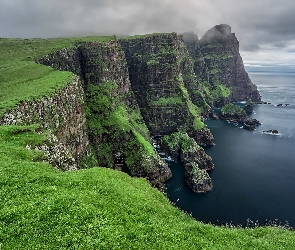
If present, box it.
[0,24,260,193]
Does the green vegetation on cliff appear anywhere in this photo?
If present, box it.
[0,37,113,117]
[179,84,205,130]
[0,125,294,249]
[120,33,206,136]
[0,37,294,249]
[221,103,247,117]
[85,81,157,174]
[211,84,230,100]
[162,131,199,153]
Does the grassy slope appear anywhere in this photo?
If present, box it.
[0,36,113,117]
[0,38,294,249]
[0,126,294,249]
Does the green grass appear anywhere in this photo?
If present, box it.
[0,36,114,117]
[221,103,247,117]
[210,84,231,101]
[179,84,205,130]
[152,95,183,106]
[0,125,295,249]
[124,33,173,40]
[0,37,295,249]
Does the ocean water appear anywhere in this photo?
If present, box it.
[165,71,295,227]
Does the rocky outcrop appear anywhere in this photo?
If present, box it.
[183,25,261,104]
[263,129,279,134]
[199,24,261,102]
[160,132,213,193]
[244,100,254,113]
[220,103,261,130]
[184,163,212,193]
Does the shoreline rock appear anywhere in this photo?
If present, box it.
[220,103,261,131]
[263,129,279,134]
[159,132,214,193]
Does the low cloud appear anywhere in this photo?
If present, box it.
[1,0,295,66]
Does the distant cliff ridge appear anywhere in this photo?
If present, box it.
[1,24,261,193]
[182,24,261,104]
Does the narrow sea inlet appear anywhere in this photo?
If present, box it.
[165,71,295,227]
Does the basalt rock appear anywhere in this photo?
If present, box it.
[190,127,215,146]
[184,163,212,193]
[33,40,172,188]
[220,103,260,130]
[263,129,279,134]
[199,24,261,103]
[160,132,213,193]
[184,24,261,104]
[119,33,208,137]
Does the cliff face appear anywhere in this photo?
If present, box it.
[1,77,89,170]
[1,26,260,193]
[119,34,214,145]
[120,34,202,135]
[37,40,172,188]
[183,25,261,104]
[199,24,261,102]
[34,35,214,192]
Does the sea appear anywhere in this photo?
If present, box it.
[165,71,295,227]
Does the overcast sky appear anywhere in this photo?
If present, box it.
[1,0,295,68]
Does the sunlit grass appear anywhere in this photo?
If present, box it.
[0,125,294,249]
[0,36,114,117]
[0,37,294,249]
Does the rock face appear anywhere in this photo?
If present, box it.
[200,24,261,102]
[1,26,261,193]
[1,77,90,170]
[27,40,172,188]
[160,132,213,193]
[119,33,214,146]
[120,34,205,135]
[183,25,261,103]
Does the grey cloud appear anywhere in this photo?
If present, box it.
[1,0,295,65]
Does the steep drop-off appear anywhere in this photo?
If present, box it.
[120,34,204,135]
[35,35,215,192]
[1,77,90,170]
[119,34,216,190]
[37,40,172,188]
[0,25,261,193]
[183,24,261,104]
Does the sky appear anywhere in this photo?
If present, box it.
[1,0,295,69]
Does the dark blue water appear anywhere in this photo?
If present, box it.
[165,71,295,227]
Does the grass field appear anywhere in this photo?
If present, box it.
[0,37,294,249]
[0,36,113,117]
